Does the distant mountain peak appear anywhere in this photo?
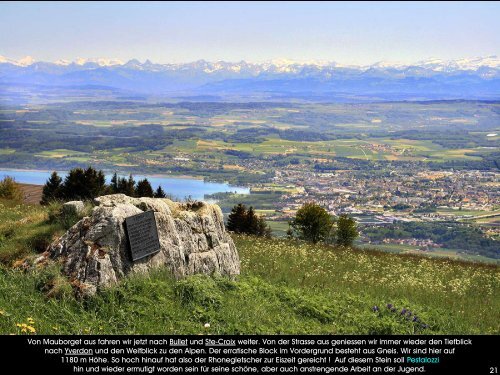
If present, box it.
[0,55,36,66]
[17,56,36,66]
[54,59,71,66]
[0,55,13,64]
[1,55,499,72]
[73,57,123,66]
[124,58,143,68]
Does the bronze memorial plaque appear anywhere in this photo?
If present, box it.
[125,210,161,261]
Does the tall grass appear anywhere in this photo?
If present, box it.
[0,200,62,264]
[235,235,500,334]
[0,203,498,334]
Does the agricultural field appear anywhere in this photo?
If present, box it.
[0,149,16,155]
[0,101,498,182]
[266,220,291,237]
[436,208,499,217]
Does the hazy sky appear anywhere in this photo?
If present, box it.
[1,1,499,64]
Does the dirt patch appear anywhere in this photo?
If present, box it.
[19,184,43,205]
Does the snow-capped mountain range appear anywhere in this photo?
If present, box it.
[1,54,499,72]
[1,55,499,101]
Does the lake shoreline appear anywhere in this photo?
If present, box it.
[0,168,250,200]
[0,167,203,181]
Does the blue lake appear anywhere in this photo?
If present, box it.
[0,169,249,200]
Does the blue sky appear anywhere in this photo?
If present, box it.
[0,1,498,64]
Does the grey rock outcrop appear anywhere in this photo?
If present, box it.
[46,194,240,296]
[62,201,85,216]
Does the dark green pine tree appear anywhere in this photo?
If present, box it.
[61,167,106,200]
[245,206,259,235]
[154,185,167,198]
[41,171,63,204]
[62,167,87,200]
[116,176,127,194]
[109,172,119,193]
[227,203,247,233]
[247,206,272,237]
[135,178,154,197]
[84,166,106,198]
[256,215,272,238]
[125,174,136,197]
[97,170,106,196]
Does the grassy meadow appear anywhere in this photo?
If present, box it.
[0,200,499,335]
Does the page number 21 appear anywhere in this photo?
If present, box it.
[490,368,498,374]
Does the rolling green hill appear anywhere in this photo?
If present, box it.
[0,200,498,335]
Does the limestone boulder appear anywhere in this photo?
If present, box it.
[46,194,240,296]
[62,201,85,216]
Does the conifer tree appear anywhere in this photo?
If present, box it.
[154,185,167,198]
[227,203,247,233]
[62,167,87,199]
[245,207,259,235]
[136,178,154,197]
[226,204,271,237]
[110,172,118,193]
[41,171,63,204]
[125,174,136,197]
[84,166,106,198]
[256,215,272,238]
[116,176,127,194]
